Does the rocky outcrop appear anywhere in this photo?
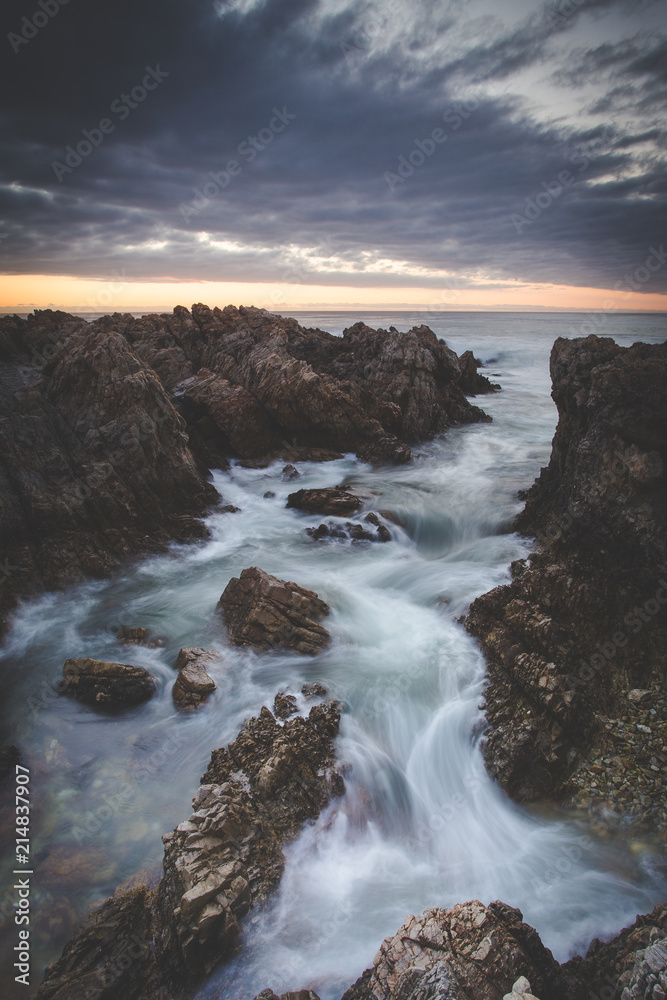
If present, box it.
[458,350,499,395]
[465,336,667,835]
[287,488,364,516]
[0,311,217,630]
[60,658,157,707]
[37,700,344,999]
[218,567,331,654]
[171,647,218,710]
[0,305,493,630]
[562,902,667,999]
[340,901,569,1000]
[157,701,343,982]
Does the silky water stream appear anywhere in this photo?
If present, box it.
[1,313,665,997]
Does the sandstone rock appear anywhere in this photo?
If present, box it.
[60,658,156,707]
[287,488,363,516]
[464,336,667,833]
[343,900,568,1000]
[218,567,331,655]
[172,648,218,710]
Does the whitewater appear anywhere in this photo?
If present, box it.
[1,311,665,997]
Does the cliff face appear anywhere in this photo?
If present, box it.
[465,336,667,834]
[0,305,494,629]
[0,311,217,629]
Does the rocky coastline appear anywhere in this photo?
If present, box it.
[0,305,494,631]
[1,311,665,999]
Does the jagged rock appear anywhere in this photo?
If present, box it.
[563,903,667,1000]
[117,626,164,648]
[0,305,492,629]
[342,900,569,1000]
[172,648,218,710]
[274,692,298,719]
[34,885,158,1000]
[287,488,363,516]
[218,567,331,655]
[37,702,344,998]
[157,701,344,982]
[60,658,156,707]
[281,464,300,481]
[620,938,667,999]
[464,336,667,833]
[458,350,499,395]
[302,682,327,699]
[0,312,217,631]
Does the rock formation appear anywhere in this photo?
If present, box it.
[465,336,667,835]
[36,700,344,999]
[340,901,569,1000]
[0,311,217,630]
[0,305,493,631]
[287,487,364,517]
[171,647,218,710]
[218,567,331,654]
[60,658,157,707]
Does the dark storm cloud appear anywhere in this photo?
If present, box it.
[0,0,666,294]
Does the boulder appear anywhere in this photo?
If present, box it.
[281,463,300,481]
[342,901,569,1000]
[60,658,156,707]
[287,488,364,516]
[464,336,667,835]
[172,647,218,710]
[218,567,331,655]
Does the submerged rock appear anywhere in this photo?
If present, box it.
[172,647,218,710]
[281,463,300,481]
[306,512,392,543]
[117,626,165,648]
[465,336,667,834]
[273,691,298,719]
[218,567,331,655]
[287,487,364,516]
[60,658,156,707]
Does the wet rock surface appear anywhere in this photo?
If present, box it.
[60,658,157,708]
[36,700,344,999]
[306,514,392,544]
[171,647,218,710]
[0,305,492,630]
[341,901,568,1000]
[464,336,667,836]
[287,487,364,516]
[218,567,331,654]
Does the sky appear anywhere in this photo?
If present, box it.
[1,0,666,313]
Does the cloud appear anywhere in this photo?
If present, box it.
[0,0,666,296]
